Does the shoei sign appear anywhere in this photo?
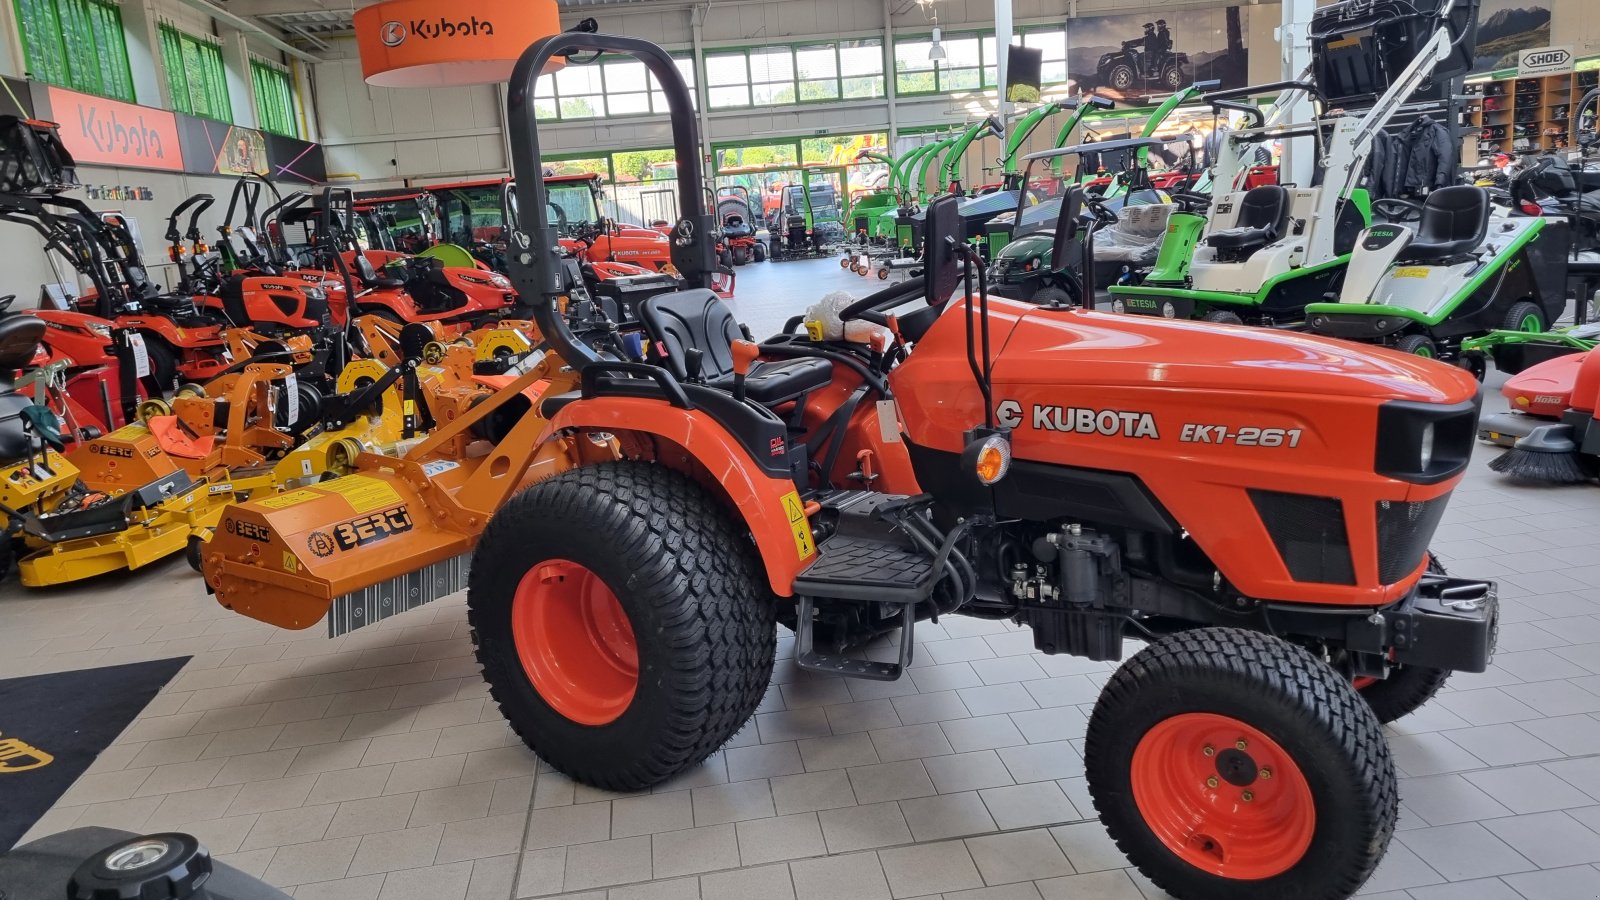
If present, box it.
[1519,47,1572,77]
[354,0,562,87]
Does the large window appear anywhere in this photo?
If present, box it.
[706,39,884,110]
[13,0,135,100]
[896,26,1070,96]
[535,55,696,121]
[160,24,230,121]
[251,57,298,137]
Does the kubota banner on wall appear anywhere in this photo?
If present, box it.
[45,86,185,172]
[353,0,562,88]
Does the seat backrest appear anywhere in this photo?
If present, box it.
[1237,184,1290,235]
[1049,188,1085,271]
[638,289,743,382]
[1416,185,1490,247]
[353,253,379,284]
[0,315,47,371]
[219,274,250,324]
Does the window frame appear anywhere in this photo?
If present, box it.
[13,0,136,101]
[250,56,299,138]
[704,37,885,111]
[535,52,699,122]
[159,22,231,122]
[894,25,1071,97]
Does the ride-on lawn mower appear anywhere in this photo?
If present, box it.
[204,32,1497,900]
[1302,183,1567,366]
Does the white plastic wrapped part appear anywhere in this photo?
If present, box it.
[803,291,859,341]
[1094,203,1176,263]
[804,290,891,345]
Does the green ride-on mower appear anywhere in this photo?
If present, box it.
[1302,184,1568,371]
[989,136,1201,303]
[983,82,1215,257]
[481,30,1496,900]
[1111,0,1480,326]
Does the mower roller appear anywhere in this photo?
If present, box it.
[206,32,1499,900]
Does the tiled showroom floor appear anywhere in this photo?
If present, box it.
[5,258,1600,900]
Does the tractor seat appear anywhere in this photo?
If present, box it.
[639,289,832,406]
[0,314,47,377]
[1206,184,1291,253]
[354,254,406,289]
[1398,185,1491,263]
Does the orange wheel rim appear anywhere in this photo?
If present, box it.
[511,559,638,726]
[1130,712,1315,880]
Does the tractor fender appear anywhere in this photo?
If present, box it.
[542,396,816,596]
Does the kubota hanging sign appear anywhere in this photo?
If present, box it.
[354,0,562,88]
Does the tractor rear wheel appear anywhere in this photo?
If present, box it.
[1503,300,1547,333]
[1396,333,1438,358]
[1085,627,1396,900]
[1201,309,1244,325]
[469,461,777,792]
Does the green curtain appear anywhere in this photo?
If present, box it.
[13,0,135,100]
[160,24,231,121]
[251,59,297,138]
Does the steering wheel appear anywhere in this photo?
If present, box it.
[1170,192,1212,214]
[1373,198,1423,223]
[837,277,927,326]
[547,202,569,234]
[1084,195,1119,225]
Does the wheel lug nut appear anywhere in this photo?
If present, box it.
[1235,740,1248,750]
[1206,776,1219,788]
[1202,746,1215,757]
[1260,768,1272,780]
[1242,790,1254,802]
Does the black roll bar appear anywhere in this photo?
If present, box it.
[506,32,716,370]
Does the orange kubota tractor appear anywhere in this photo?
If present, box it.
[204,34,1498,900]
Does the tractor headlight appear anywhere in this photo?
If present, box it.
[963,431,1012,486]
[86,322,112,339]
[1375,400,1476,484]
[1161,302,1176,318]
[1111,299,1125,313]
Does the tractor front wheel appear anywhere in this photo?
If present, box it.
[1356,665,1452,724]
[469,461,777,792]
[1085,627,1396,900]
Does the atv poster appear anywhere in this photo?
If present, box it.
[1066,7,1250,99]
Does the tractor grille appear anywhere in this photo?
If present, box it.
[1249,489,1356,585]
[1376,495,1451,584]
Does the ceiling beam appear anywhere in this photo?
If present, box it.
[170,0,324,61]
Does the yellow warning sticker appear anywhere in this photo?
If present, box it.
[1394,267,1431,279]
[780,490,815,559]
[282,551,299,573]
[315,476,403,513]
[256,489,322,510]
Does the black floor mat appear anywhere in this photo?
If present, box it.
[0,657,189,850]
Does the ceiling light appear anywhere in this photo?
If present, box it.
[929,26,946,61]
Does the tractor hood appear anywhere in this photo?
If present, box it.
[992,306,1478,404]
